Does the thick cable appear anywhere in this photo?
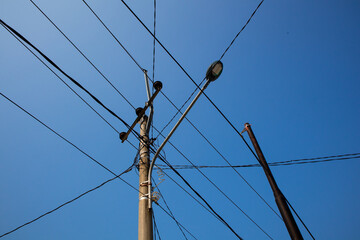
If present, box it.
[1,21,120,134]
[0,19,132,130]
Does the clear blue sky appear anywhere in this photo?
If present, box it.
[1,0,359,239]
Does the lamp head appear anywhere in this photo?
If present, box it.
[205,60,223,82]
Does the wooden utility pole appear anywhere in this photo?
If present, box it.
[244,123,303,240]
[138,115,153,240]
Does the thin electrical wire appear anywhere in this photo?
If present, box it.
[153,122,281,227]
[0,19,133,131]
[29,0,136,110]
[112,1,261,163]
[152,0,157,87]
[285,198,316,240]
[1,92,199,239]
[0,20,120,134]
[82,0,144,71]
[2,16,238,237]
[151,0,157,140]
[153,148,272,239]
[153,178,189,240]
[2,8,254,238]
[155,202,199,240]
[155,157,244,240]
[71,1,280,234]
[156,154,360,169]
[0,165,135,239]
[219,0,265,60]
[0,92,139,193]
[95,0,280,222]
[153,209,163,240]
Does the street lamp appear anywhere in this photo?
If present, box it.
[147,60,223,209]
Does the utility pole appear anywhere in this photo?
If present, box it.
[138,115,153,240]
[243,123,303,240]
[122,61,222,240]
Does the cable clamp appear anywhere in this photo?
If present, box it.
[139,194,149,201]
[140,180,150,187]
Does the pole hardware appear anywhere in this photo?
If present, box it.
[243,123,304,240]
[146,60,223,210]
[119,80,163,142]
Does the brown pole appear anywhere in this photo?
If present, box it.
[138,115,153,240]
[244,123,303,240]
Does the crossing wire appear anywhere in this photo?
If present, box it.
[29,0,136,110]
[155,202,199,240]
[156,155,244,240]
[0,19,120,134]
[80,0,280,226]
[0,92,139,192]
[0,93,197,239]
[0,19,134,132]
[2,16,247,238]
[0,164,135,239]
[1,18,217,239]
[152,178,189,240]
[156,153,360,169]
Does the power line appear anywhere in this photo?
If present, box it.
[79,1,277,233]
[152,209,163,240]
[152,147,272,239]
[105,0,281,222]
[156,156,244,240]
[2,14,246,238]
[154,165,221,223]
[219,0,265,60]
[0,19,133,132]
[152,178,189,240]
[29,0,136,110]
[0,164,135,239]
[0,92,198,239]
[155,203,199,240]
[156,153,360,169]
[285,198,315,240]
[82,0,144,71]
[0,92,139,193]
[0,20,120,134]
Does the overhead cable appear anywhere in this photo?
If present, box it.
[0,19,132,131]
[156,156,244,240]
[0,150,136,238]
[156,153,360,169]
[29,0,136,110]
[153,178,189,239]
[219,0,265,60]
[0,92,139,193]
[103,0,281,221]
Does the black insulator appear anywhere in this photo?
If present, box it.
[119,132,127,141]
[135,107,144,116]
[153,81,163,91]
